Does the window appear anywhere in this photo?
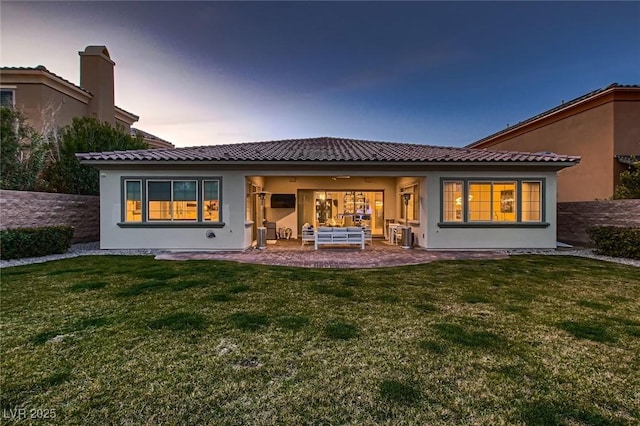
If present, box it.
[521,181,542,222]
[441,179,544,224]
[203,180,220,221]
[468,181,516,222]
[121,177,222,224]
[400,183,419,221]
[148,180,197,221]
[0,89,15,107]
[443,181,463,222]
[124,180,142,222]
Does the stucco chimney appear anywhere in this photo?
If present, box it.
[79,46,115,125]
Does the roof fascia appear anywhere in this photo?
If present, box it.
[114,107,139,124]
[78,159,579,171]
[467,86,640,149]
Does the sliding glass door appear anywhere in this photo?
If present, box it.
[298,189,384,236]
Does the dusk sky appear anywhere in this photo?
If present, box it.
[1,1,638,148]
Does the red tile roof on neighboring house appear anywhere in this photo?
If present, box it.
[467,83,640,148]
[77,137,580,164]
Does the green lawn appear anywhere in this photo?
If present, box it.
[1,255,639,425]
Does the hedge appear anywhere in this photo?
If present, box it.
[586,226,640,260]
[0,226,74,260]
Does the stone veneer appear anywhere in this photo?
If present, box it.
[557,199,640,246]
[0,190,99,243]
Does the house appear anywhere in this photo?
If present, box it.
[0,45,173,148]
[77,137,580,251]
[466,83,640,202]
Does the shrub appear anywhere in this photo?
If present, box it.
[0,226,74,260]
[613,158,640,199]
[586,226,640,260]
[42,117,147,195]
[1,107,50,191]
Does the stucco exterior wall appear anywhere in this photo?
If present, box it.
[96,167,560,251]
[472,103,613,202]
[613,101,640,188]
[0,189,100,243]
[557,199,640,246]
[99,169,250,250]
[614,100,640,155]
[424,170,558,249]
[14,83,89,133]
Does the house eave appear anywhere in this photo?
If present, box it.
[1,69,92,103]
[78,159,579,171]
[114,106,139,124]
[467,85,640,149]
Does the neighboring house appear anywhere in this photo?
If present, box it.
[77,137,579,251]
[466,83,640,202]
[131,128,175,149]
[0,45,173,148]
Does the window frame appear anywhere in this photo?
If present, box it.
[438,178,548,228]
[202,179,221,222]
[146,179,199,222]
[118,176,225,228]
[521,180,543,222]
[124,179,143,222]
[0,88,16,108]
[467,180,517,222]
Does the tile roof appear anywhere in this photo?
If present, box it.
[77,137,580,164]
[615,155,639,166]
[131,128,175,148]
[467,83,640,148]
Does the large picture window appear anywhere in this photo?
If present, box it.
[441,179,543,225]
[121,177,222,225]
[468,181,516,222]
[147,180,198,221]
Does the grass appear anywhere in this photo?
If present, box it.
[1,255,639,424]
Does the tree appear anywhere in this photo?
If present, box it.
[613,158,640,199]
[0,107,49,191]
[42,117,147,195]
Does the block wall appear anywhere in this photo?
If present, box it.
[0,190,100,243]
[557,200,640,246]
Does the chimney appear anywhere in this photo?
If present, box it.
[79,46,115,125]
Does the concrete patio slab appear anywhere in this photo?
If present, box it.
[155,239,509,268]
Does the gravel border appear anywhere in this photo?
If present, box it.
[0,242,166,269]
[501,248,640,268]
[1,243,638,269]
